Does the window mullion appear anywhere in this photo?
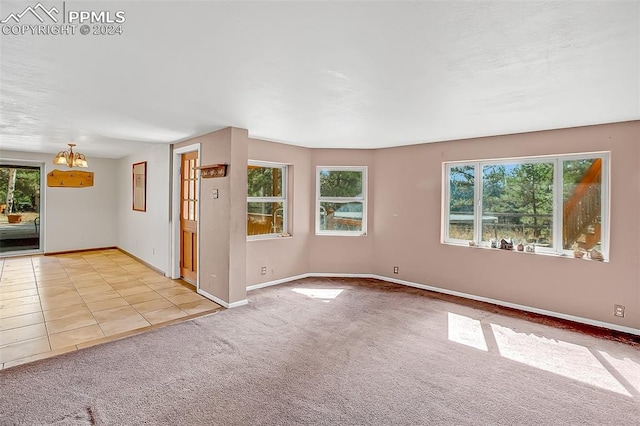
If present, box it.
[319,196,363,203]
[444,164,452,241]
[553,159,563,253]
[248,197,285,203]
[475,162,482,244]
[600,156,609,259]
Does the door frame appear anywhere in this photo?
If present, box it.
[171,143,201,289]
[0,158,45,257]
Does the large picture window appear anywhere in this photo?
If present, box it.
[316,167,367,236]
[444,153,608,258]
[247,162,288,238]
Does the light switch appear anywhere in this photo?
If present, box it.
[212,189,219,199]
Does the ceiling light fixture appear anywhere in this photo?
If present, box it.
[53,143,88,168]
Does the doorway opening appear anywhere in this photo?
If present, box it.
[0,164,42,254]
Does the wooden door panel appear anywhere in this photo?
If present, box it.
[180,151,198,283]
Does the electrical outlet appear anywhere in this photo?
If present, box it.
[614,304,625,318]
[393,266,399,274]
[261,266,267,275]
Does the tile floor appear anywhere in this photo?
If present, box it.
[0,249,222,369]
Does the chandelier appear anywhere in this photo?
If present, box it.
[53,143,88,168]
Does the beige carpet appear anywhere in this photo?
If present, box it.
[1,278,639,425]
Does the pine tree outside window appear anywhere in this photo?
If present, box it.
[443,153,609,259]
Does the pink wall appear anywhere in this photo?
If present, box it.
[246,146,376,280]
[309,149,376,274]
[173,127,247,305]
[173,121,639,331]
[246,138,312,285]
[228,128,249,303]
[373,121,640,330]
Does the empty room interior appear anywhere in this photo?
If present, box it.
[1,1,639,424]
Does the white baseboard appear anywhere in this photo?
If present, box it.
[197,288,248,309]
[228,299,249,309]
[246,273,376,291]
[376,275,640,337]
[246,274,309,291]
[306,272,377,279]
[246,273,640,337]
[116,247,167,276]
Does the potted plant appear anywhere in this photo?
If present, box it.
[7,213,22,223]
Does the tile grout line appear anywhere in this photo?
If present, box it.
[37,255,98,347]
[48,254,104,349]
[0,257,54,365]
[92,256,191,323]
[78,253,112,342]
[86,252,152,337]
[30,255,52,354]
[4,253,110,364]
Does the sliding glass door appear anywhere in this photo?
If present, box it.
[0,164,42,253]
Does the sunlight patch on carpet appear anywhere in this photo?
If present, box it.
[447,312,488,352]
[291,288,344,300]
[597,350,640,395]
[491,324,631,396]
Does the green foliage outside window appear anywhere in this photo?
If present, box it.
[449,165,474,214]
[482,163,554,242]
[0,167,40,212]
[319,170,362,197]
[248,166,282,197]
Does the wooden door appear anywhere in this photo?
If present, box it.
[180,151,198,283]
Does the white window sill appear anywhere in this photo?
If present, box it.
[247,234,292,241]
[443,241,608,263]
[315,232,367,237]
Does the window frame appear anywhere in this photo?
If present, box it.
[443,152,609,259]
[316,166,367,236]
[247,160,289,240]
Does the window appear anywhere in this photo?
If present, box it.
[444,153,608,258]
[316,167,367,235]
[247,162,288,238]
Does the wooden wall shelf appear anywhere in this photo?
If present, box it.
[47,170,94,188]
[195,164,228,178]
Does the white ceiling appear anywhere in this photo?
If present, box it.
[1,1,638,159]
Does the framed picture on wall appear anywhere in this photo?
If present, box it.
[132,161,147,212]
